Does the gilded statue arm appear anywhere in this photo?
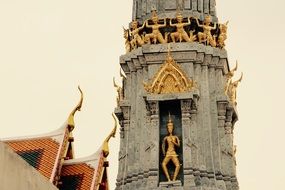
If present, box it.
[162,137,167,156]
[145,19,150,28]
[174,136,180,147]
[161,18,167,27]
[169,19,175,27]
[195,17,203,27]
[212,22,217,30]
[184,17,191,26]
[138,21,146,30]
[158,18,167,28]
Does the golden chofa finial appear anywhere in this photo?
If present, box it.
[67,86,83,131]
[102,113,118,158]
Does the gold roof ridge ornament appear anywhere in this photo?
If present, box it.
[144,47,196,94]
[102,113,118,158]
[67,86,83,131]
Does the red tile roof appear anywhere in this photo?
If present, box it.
[60,163,95,190]
[60,149,106,190]
[6,138,60,179]
[2,125,70,182]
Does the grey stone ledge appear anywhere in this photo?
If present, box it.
[145,91,199,101]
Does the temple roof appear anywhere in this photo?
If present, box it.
[60,148,106,190]
[2,124,70,181]
[0,87,116,190]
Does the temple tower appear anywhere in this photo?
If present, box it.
[115,0,240,189]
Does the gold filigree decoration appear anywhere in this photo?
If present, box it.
[144,50,195,94]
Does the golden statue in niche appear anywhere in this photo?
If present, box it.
[195,15,217,47]
[162,114,181,182]
[130,20,145,49]
[170,12,196,43]
[145,10,168,44]
[218,21,229,48]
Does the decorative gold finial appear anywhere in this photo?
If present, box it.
[168,112,173,124]
[120,68,127,80]
[102,113,118,158]
[167,44,171,55]
[166,44,174,62]
[226,72,243,105]
[67,86,83,131]
[218,20,229,48]
[113,77,123,106]
[123,27,131,53]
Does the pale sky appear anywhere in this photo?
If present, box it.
[0,0,284,189]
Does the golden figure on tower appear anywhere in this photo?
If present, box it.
[113,77,124,106]
[123,27,131,52]
[226,73,243,105]
[130,20,145,49]
[195,15,217,47]
[218,21,229,48]
[145,10,168,44]
[170,12,196,43]
[225,61,238,93]
[161,113,181,182]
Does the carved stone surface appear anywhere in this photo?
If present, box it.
[133,0,218,22]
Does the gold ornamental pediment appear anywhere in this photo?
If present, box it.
[144,52,196,94]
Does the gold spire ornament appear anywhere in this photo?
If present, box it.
[102,113,118,158]
[161,113,181,181]
[144,47,196,94]
[67,86,83,131]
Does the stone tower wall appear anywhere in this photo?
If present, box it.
[115,1,239,189]
[133,0,217,23]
